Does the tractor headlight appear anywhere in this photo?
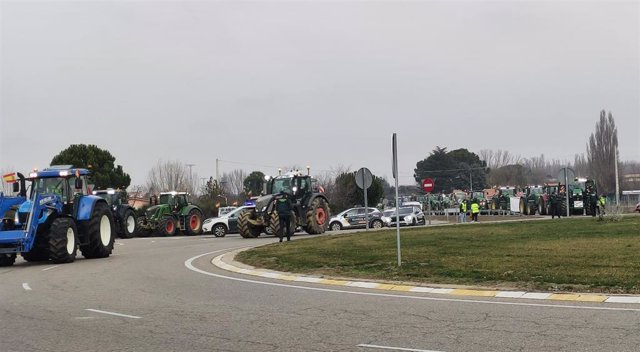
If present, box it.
[14,212,19,224]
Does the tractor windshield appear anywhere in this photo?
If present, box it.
[271,177,293,194]
[501,189,515,197]
[159,194,175,206]
[530,188,543,195]
[31,177,66,197]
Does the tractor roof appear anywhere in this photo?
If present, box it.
[28,167,90,179]
[92,188,124,195]
[160,191,188,196]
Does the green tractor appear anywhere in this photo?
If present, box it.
[519,185,544,215]
[137,192,203,236]
[488,186,517,213]
[236,171,330,238]
[569,178,598,216]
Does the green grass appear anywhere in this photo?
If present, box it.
[236,217,640,293]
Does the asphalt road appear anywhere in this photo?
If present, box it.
[1,232,639,352]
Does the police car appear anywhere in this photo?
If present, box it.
[329,207,383,231]
[203,206,249,237]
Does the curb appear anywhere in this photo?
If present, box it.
[211,248,640,304]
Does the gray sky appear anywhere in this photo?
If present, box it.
[1,0,638,188]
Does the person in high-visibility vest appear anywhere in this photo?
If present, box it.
[459,200,467,223]
[471,201,480,222]
[598,195,606,216]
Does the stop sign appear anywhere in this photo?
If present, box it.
[422,178,434,193]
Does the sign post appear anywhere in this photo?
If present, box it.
[422,178,434,225]
[356,167,373,230]
[392,133,400,267]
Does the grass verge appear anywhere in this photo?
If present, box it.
[236,217,640,293]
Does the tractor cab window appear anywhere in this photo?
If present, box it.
[32,178,66,198]
[159,194,172,205]
[177,195,187,207]
[272,178,293,194]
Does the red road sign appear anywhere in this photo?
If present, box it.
[422,178,434,193]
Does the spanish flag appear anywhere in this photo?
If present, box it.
[2,173,16,183]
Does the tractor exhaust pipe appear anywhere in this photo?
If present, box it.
[17,173,26,197]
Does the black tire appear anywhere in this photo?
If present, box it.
[371,219,383,229]
[304,198,329,235]
[519,199,526,215]
[212,223,227,237]
[0,253,16,266]
[136,216,152,237]
[237,209,262,238]
[48,217,78,264]
[268,211,280,237]
[330,221,342,231]
[159,216,177,236]
[21,217,53,262]
[411,218,417,226]
[79,202,115,259]
[539,199,547,215]
[120,209,137,239]
[185,209,203,236]
[528,203,537,215]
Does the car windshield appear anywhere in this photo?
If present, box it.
[383,210,395,216]
[398,207,413,215]
[226,207,245,217]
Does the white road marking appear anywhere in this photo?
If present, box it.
[42,265,60,272]
[184,250,640,312]
[358,344,444,352]
[22,283,32,291]
[115,242,124,246]
[151,240,156,243]
[85,309,141,319]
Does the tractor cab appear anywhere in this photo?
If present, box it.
[159,192,189,213]
[93,188,125,207]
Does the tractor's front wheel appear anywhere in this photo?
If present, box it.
[304,198,329,235]
[519,199,527,215]
[185,209,203,236]
[160,216,177,236]
[120,209,137,239]
[80,202,115,259]
[0,253,16,267]
[268,211,280,238]
[48,217,78,264]
[237,209,262,238]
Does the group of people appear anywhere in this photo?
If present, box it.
[458,200,480,223]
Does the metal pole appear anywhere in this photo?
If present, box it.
[216,159,219,185]
[564,167,570,217]
[428,193,431,225]
[470,170,473,192]
[364,172,369,231]
[615,147,620,208]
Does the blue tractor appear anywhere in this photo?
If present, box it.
[0,166,116,266]
[0,172,28,231]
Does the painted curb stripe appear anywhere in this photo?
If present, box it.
[496,291,526,298]
[451,289,498,297]
[576,295,608,303]
[549,294,581,301]
[320,279,349,285]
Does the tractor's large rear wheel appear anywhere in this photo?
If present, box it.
[184,209,203,236]
[0,253,16,266]
[268,211,280,238]
[80,202,115,259]
[136,216,152,237]
[48,217,78,264]
[539,199,547,215]
[304,198,329,235]
[120,209,137,239]
[519,199,526,215]
[237,209,262,238]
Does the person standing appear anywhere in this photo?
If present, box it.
[459,200,467,223]
[275,191,293,242]
[598,194,606,216]
[471,200,480,222]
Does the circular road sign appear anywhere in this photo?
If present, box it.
[355,167,373,189]
[422,178,434,193]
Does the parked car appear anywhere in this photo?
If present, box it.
[203,206,249,237]
[387,206,425,226]
[329,207,383,231]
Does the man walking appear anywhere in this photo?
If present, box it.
[471,200,480,222]
[275,190,293,242]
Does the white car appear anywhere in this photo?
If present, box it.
[203,206,249,237]
[386,206,425,227]
[329,207,383,231]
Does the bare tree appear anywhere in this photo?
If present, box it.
[479,149,521,169]
[220,169,247,196]
[587,110,618,194]
[146,160,198,195]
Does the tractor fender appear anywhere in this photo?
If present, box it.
[76,196,108,221]
[306,194,329,208]
[179,205,201,217]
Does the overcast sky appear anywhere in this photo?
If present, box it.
[1,0,638,188]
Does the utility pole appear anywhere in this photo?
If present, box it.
[615,146,620,207]
[186,164,195,192]
[216,158,220,185]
